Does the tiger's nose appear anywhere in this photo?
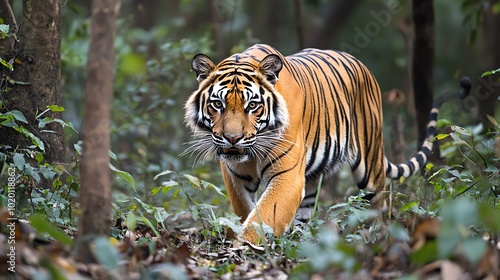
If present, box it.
[223,134,244,145]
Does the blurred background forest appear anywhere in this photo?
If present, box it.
[3,0,499,214]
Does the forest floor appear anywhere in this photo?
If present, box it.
[1,205,499,280]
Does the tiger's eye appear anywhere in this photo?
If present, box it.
[248,102,258,109]
[212,101,223,109]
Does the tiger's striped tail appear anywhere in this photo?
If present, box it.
[384,77,471,179]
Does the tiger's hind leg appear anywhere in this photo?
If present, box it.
[350,146,388,205]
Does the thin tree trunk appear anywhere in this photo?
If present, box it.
[396,17,417,137]
[391,114,406,164]
[265,0,285,47]
[294,0,304,50]
[311,0,361,49]
[209,0,225,60]
[75,0,119,263]
[0,0,16,50]
[412,0,435,149]
[478,0,499,125]
[133,0,157,30]
[0,0,64,164]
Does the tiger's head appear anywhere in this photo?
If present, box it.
[184,54,290,163]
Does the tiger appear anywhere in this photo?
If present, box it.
[184,44,470,243]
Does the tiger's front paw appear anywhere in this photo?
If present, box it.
[241,224,262,244]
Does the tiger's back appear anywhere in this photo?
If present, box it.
[285,47,385,190]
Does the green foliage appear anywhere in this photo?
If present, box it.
[0,21,14,72]
[92,237,121,271]
[293,227,359,275]
[29,213,74,245]
[482,67,500,77]
[460,0,484,43]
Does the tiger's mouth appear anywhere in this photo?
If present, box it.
[217,147,250,162]
[218,147,246,155]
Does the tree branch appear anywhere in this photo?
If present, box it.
[3,0,18,33]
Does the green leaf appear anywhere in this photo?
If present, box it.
[0,24,9,34]
[38,117,78,133]
[0,152,7,162]
[173,188,181,199]
[425,163,434,171]
[125,212,137,231]
[184,174,201,189]
[74,141,83,155]
[9,110,28,123]
[29,214,73,245]
[461,238,486,264]
[401,201,419,212]
[24,164,41,183]
[201,180,225,197]
[151,187,160,196]
[434,133,449,140]
[437,226,461,258]
[138,216,160,237]
[134,197,154,214]
[215,216,243,235]
[441,197,478,226]
[485,114,498,127]
[46,105,65,112]
[161,179,179,189]
[39,165,56,180]
[478,204,500,232]
[0,58,13,71]
[92,237,121,271]
[153,207,170,225]
[411,241,438,264]
[108,150,117,161]
[35,152,44,163]
[152,180,178,195]
[110,163,136,191]
[451,125,471,136]
[154,170,173,180]
[13,153,25,171]
[449,132,472,148]
[481,68,500,77]
[13,125,45,152]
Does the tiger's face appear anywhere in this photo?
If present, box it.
[184,54,290,163]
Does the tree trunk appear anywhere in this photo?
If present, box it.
[75,0,119,263]
[0,0,64,164]
[209,0,225,60]
[412,0,435,149]
[133,0,157,30]
[478,0,499,125]
[294,0,304,50]
[395,17,418,137]
[265,0,285,48]
[310,0,362,49]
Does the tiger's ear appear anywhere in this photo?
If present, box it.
[258,54,283,84]
[191,54,216,82]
